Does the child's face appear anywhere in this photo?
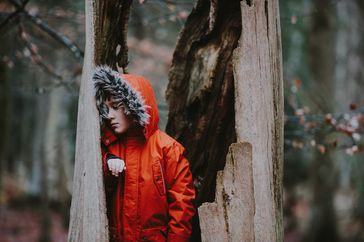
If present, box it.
[105,98,134,135]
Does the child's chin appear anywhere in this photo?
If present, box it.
[113,128,126,135]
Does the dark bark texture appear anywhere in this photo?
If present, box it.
[95,0,132,70]
[166,0,240,206]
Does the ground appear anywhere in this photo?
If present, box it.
[0,207,67,242]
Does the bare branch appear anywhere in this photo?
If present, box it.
[6,0,84,62]
[24,12,84,61]
[18,24,63,81]
[0,11,21,30]
[0,0,29,30]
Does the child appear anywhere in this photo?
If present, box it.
[93,66,196,242]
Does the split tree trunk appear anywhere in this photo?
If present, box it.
[166,0,241,207]
[167,0,283,241]
[67,0,131,241]
[199,1,283,241]
[166,2,241,239]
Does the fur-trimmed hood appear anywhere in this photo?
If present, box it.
[93,65,159,140]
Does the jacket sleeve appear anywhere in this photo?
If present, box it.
[101,146,118,194]
[164,142,196,242]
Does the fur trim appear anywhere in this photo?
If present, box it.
[93,65,150,127]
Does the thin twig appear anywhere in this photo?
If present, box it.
[7,0,84,61]
[18,24,63,80]
[24,12,84,61]
[0,0,29,30]
[0,10,21,30]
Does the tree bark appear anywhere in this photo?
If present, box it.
[67,0,107,240]
[95,0,132,71]
[232,1,284,240]
[199,143,255,241]
[166,0,241,206]
[67,0,131,241]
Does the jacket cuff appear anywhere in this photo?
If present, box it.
[106,153,119,160]
[104,153,120,173]
[167,233,189,242]
[102,152,119,193]
[103,152,118,177]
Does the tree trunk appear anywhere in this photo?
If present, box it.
[40,100,51,242]
[335,0,364,240]
[167,0,283,241]
[307,0,338,241]
[335,0,364,108]
[307,0,336,113]
[67,0,131,241]
[0,62,7,199]
[29,84,51,242]
[233,1,283,240]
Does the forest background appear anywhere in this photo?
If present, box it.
[0,0,363,241]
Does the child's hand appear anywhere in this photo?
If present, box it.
[107,158,126,177]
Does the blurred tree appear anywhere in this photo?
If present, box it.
[352,2,364,240]
[0,2,81,242]
[306,0,338,241]
[334,0,364,240]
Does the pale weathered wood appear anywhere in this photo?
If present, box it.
[68,0,132,240]
[67,0,108,241]
[232,0,283,241]
[198,0,283,241]
[199,143,255,242]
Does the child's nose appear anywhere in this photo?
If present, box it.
[107,110,114,119]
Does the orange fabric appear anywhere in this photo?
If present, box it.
[101,74,196,242]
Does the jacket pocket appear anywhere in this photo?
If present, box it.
[152,160,166,196]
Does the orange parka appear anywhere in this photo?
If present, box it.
[94,69,196,242]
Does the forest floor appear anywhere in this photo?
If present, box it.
[0,207,67,242]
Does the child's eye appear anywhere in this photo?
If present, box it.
[112,104,125,110]
[109,103,120,109]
